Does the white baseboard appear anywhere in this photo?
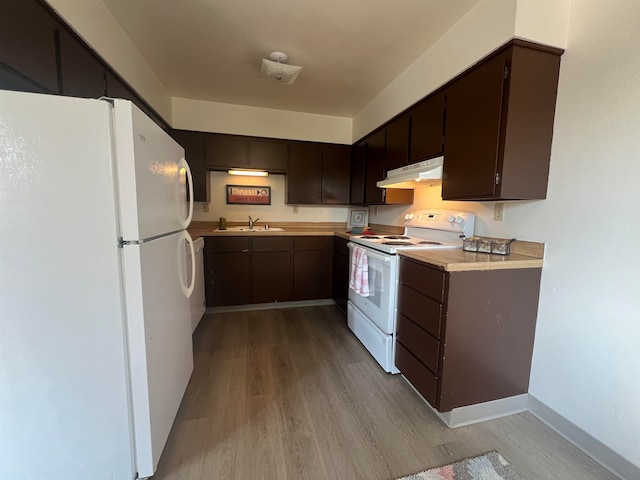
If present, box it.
[205,299,335,314]
[528,395,639,480]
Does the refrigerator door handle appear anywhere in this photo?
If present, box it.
[184,230,196,298]
[180,157,194,228]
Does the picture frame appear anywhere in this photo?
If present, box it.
[226,185,271,205]
[347,207,368,229]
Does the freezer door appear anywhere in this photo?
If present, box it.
[121,230,194,477]
[113,99,193,241]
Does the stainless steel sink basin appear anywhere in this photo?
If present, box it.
[215,226,284,232]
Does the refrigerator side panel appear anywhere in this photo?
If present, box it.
[0,91,135,479]
[113,99,188,241]
[122,231,194,477]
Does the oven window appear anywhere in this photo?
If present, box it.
[366,258,386,309]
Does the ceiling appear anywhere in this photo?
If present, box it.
[101,0,479,118]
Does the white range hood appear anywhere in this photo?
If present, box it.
[376,157,443,189]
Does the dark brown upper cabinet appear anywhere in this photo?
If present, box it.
[171,130,210,203]
[0,0,59,94]
[321,144,351,204]
[364,129,387,204]
[57,26,106,98]
[248,139,288,172]
[443,40,562,201]
[287,142,322,204]
[206,134,288,172]
[350,141,366,205]
[286,142,351,205]
[410,92,445,163]
[364,129,414,206]
[385,113,411,171]
[205,133,247,169]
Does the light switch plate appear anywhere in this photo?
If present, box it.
[494,203,505,221]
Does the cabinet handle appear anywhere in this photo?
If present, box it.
[242,249,249,252]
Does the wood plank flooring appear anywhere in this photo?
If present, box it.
[153,306,618,479]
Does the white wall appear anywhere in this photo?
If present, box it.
[172,97,352,144]
[44,0,173,121]
[369,0,640,469]
[193,171,349,224]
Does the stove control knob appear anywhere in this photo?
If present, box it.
[448,214,455,223]
[454,215,464,224]
[405,213,415,221]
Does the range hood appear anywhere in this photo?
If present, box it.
[377,157,443,189]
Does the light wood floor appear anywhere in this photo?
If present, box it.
[154,305,618,480]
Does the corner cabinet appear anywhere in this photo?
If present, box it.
[443,40,563,200]
[395,257,542,412]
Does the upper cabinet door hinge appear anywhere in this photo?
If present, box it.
[504,65,509,80]
[496,172,501,185]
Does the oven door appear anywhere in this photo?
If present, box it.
[347,243,398,334]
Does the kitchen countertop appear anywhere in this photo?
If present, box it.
[189,221,543,272]
[399,240,544,272]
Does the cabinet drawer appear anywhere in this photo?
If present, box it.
[396,314,440,374]
[396,342,438,407]
[397,284,442,339]
[252,236,291,252]
[400,258,445,302]
[294,236,331,251]
[206,237,249,253]
[333,236,349,257]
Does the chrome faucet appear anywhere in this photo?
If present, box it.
[248,215,259,229]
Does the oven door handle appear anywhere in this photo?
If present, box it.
[347,242,392,263]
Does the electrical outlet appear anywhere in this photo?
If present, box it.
[493,202,505,221]
[202,203,209,213]
[293,205,298,214]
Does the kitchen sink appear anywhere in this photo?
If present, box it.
[215,226,284,232]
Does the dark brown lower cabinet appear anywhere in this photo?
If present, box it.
[252,237,292,303]
[204,235,332,307]
[396,257,541,412]
[204,237,251,307]
[293,237,333,301]
[332,236,349,317]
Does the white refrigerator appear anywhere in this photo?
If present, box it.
[0,90,196,479]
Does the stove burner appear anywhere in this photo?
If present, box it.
[384,235,411,240]
[417,241,442,245]
[382,241,415,246]
[359,235,380,239]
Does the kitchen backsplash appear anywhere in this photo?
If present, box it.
[192,171,350,223]
[368,184,541,240]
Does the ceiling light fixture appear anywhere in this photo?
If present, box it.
[259,52,302,85]
[228,169,269,177]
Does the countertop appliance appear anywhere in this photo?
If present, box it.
[0,90,196,480]
[347,210,474,373]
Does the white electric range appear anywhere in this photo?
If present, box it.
[347,209,475,373]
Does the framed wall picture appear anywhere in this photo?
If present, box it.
[347,208,368,229]
[226,185,271,205]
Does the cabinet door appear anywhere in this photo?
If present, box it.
[385,113,410,171]
[0,0,58,93]
[205,134,248,169]
[442,53,506,199]
[171,130,210,203]
[204,238,251,306]
[332,236,349,317]
[350,141,366,205]
[321,144,351,204]
[287,142,322,204]
[364,129,386,204]
[252,237,291,303]
[410,92,444,163]
[293,237,332,300]
[58,27,106,98]
[249,139,288,172]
